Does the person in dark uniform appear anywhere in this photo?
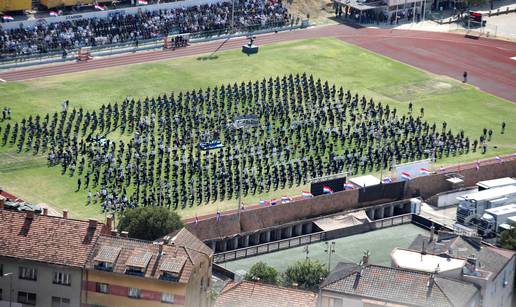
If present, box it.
[463,71,468,83]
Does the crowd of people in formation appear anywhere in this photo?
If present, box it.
[0,73,486,214]
[0,0,289,58]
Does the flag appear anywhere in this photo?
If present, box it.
[302,191,313,199]
[270,199,278,206]
[94,4,106,10]
[323,186,334,194]
[2,15,14,21]
[496,156,502,163]
[382,177,392,184]
[475,161,480,171]
[400,172,411,181]
[343,182,354,190]
[259,200,269,206]
[419,168,430,175]
[281,196,292,203]
[216,209,221,222]
[195,214,199,225]
[137,0,148,5]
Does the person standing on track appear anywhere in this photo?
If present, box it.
[463,71,468,83]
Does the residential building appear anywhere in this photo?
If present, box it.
[0,207,106,307]
[82,228,213,307]
[319,259,480,307]
[214,280,317,307]
[406,231,516,307]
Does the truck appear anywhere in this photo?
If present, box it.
[476,177,516,191]
[456,185,516,226]
[477,203,516,238]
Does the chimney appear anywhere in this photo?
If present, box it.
[422,240,427,255]
[111,229,118,236]
[63,209,69,219]
[0,196,5,210]
[362,251,370,266]
[88,219,98,229]
[26,210,35,220]
[121,231,129,238]
[467,255,478,271]
[43,208,48,216]
[429,225,435,242]
[106,215,113,231]
[427,273,435,294]
[158,242,164,255]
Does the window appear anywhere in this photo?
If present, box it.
[19,267,37,281]
[161,293,175,304]
[18,291,36,305]
[53,272,71,286]
[96,283,109,294]
[0,263,3,275]
[51,296,70,307]
[0,288,2,301]
[128,287,140,299]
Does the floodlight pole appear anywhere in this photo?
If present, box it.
[231,0,235,31]
[324,241,336,271]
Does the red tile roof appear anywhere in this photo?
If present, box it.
[214,281,317,307]
[86,235,196,283]
[0,209,104,268]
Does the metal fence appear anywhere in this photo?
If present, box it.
[214,232,324,263]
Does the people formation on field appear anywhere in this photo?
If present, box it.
[0,73,497,215]
[0,0,289,57]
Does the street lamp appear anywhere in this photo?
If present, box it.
[324,241,336,271]
[1,272,13,307]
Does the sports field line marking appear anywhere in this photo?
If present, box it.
[511,56,516,61]
[0,78,5,83]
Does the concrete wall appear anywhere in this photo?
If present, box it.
[0,0,227,30]
[187,159,516,241]
[0,257,82,307]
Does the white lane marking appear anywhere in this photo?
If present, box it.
[511,56,516,60]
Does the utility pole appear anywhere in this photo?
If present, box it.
[231,0,235,31]
[324,241,336,271]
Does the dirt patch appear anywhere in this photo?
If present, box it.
[372,80,459,101]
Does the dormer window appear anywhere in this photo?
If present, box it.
[125,252,152,277]
[93,246,121,272]
[159,256,186,282]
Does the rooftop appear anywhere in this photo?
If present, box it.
[87,228,212,283]
[214,281,317,307]
[321,263,479,307]
[390,248,466,273]
[408,232,516,280]
[476,177,516,189]
[349,175,381,188]
[0,209,104,268]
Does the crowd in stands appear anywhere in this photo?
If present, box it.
[0,0,289,57]
[0,73,488,214]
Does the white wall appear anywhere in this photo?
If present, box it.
[0,0,228,30]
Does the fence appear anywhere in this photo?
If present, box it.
[213,213,413,263]
[214,232,324,263]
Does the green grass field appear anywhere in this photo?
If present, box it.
[0,37,514,221]
[222,223,429,273]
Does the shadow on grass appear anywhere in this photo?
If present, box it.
[197,55,219,61]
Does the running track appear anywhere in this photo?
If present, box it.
[1,24,516,102]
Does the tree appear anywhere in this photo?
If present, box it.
[499,222,516,251]
[282,259,328,291]
[117,207,184,241]
[244,262,279,285]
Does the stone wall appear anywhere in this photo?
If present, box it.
[187,159,516,241]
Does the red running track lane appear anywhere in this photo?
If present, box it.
[1,24,516,101]
[184,153,516,224]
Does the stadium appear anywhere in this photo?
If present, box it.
[0,0,515,306]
